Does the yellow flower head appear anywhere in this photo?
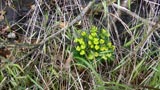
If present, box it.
[102,55,107,60]
[74,38,79,43]
[91,32,97,37]
[107,42,112,47]
[95,45,100,50]
[90,45,94,48]
[91,26,97,32]
[88,53,94,60]
[94,52,99,57]
[102,29,106,34]
[89,35,93,40]
[80,50,85,55]
[93,38,99,45]
[79,38,85,45]
[102,29,110,37]
[81,44,86,49]
[106,53,112,58]
[88,40,92,45]
[100,39,105,44]
[76,46,81,51]
[100,47,108,51]
[81,31,86,36]
[106,32,110,37]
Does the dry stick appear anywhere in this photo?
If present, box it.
[144,0,160,5]
[112,3,160,27]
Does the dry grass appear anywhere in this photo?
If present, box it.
[0,0,160,90]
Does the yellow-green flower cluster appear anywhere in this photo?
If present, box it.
[74,26,115,61]
[74,37,86,56]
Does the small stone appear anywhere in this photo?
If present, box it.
[7,32,16,39]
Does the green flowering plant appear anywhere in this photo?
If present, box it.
[73,26,115,62]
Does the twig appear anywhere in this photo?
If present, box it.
[112,3,160,27]
[35,65,49,90]
[144,0,160,6]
